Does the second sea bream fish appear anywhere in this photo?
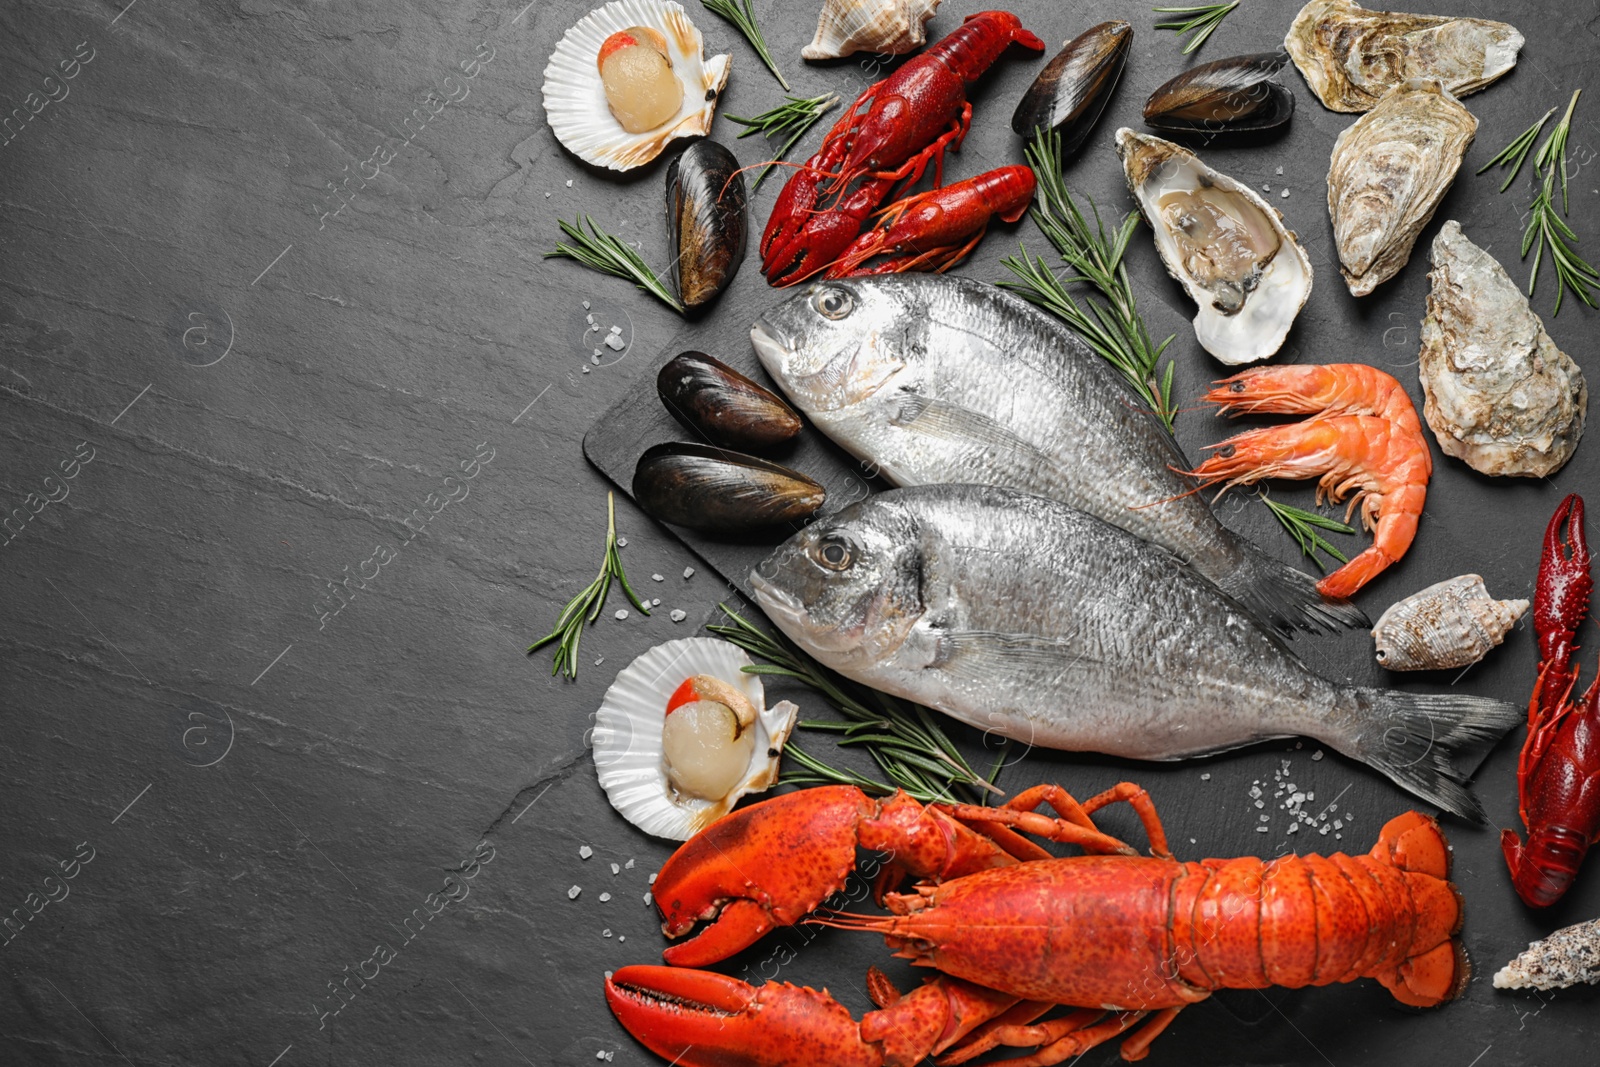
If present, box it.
[750,274,1362,634]
[751,484,1519,819]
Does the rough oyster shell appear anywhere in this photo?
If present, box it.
[802,0,940,61]
[1285,0,1523,113]
[1495,917,1600,991]
[1371,574,1526,671]
[542,0,732,172]
[1419,221,1587,477]
[1328,79,1475,297]
[1116,129,1312,365]
[592,636,799,840]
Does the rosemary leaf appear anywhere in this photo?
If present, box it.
[710,604,999,799]
[726,93,839,190]
[1153,2,1240,55]
[527,492,649,679]
[547,215,684,314]
[999,128,1178,429]
[1261,493,1354,572]
[1477,105,1557,192]
[701,0,789,90]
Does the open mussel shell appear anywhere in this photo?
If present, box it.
[1144,52,1295,135]
[657,352,802,450]
[1011,20,1131,153]
[633,443,824,532]
[666,139,747,310]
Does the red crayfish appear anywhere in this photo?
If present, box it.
[760,11,1045,286]
[608,784,1468,1065]
[826,165,1037,278]
[1503,493,1600,907]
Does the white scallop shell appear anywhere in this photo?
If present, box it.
[592,637,799,840]
[1115,129,1312,366]
[542,0,732,172]
[802,0,941,61]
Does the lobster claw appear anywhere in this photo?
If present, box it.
[654,785,877,966]
[605,966,883,1067]
[762,177,897,287]
[1534,494,1593,711]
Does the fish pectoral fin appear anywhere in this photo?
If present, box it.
[929,629,1096,685]
[890,394,1050,463]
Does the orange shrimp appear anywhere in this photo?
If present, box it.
[1184,364,1432,599]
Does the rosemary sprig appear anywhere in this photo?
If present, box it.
[1261,493,1354,572]
[701,0,789,90]
[999,129,1179,429]
[726,93,839,190]
[527,492,649,679]
[1154,2,1239,55]
[1521,90,1599,313]
[710,604,1001,803]
[1477,105,1557,192]
[547,216,684,314]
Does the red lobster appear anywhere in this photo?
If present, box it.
[1503,494,1600,908]
[760,12,1044,286]
[608,784,1468,1065]
[826,165,1037,278]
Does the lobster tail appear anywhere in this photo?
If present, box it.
[1338,688,1521,821]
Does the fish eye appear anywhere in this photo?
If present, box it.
[814,287,854,320]
[816,535,853,570]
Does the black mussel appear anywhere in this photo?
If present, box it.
[633,443,824,532]
[1143,52,1295,135]
[666,140,747,310]
[1011,21,1131,153]
[657,352,802,450]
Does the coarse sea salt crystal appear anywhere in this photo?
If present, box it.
[580,845,593,859]
[683,567,695,578]
[615,609,629,620]
[582,366,591,374]
[652,574,664,582]
[1276,166,1283,175]
[603,928,612,937]
[670,609,686,623]
[625,858,635,869]
[1312,750,1323,760]
[652,598,662,606]
[566,179,574,188]
[1281,189,1290,199]
[649,873,657,884]
[617,538,628,548]
[600,892,611,902]
[569,885,582,899]
[610,863,620,875]
[1287,823,1298,834]
[1200,773,1211,781]
[604,333,626,351]
[583,300,591,310]
[643,892,652,906]
[1256,825,1269,832]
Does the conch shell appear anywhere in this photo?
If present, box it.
[1495,917,1600,991]
[1370,574,1527,671]
[1419,221,1588,478]
[1285,0,1523,113]
[802,0,940,61]
[1328,79,1475,297]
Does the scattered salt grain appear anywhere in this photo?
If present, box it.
[652,574,664,582]
[597,1053,608,1061]
[652,598,662,606]
[611,863,621,875]
[566,179,574,188]
[1295,741,1303,749]
[1306,792,1315,801]
[603,928,612,937]
[1256,825,1270,833]
[583,300,591,310]
[609,324,622,335]
[1333,820,1343,830]
[643,892,652,906]
[1312,750,1324,761]
[1275,166,1283,175]
[1281,189,1290,199]
[1254,800,1265,809]
[604,333,626,351]
[605,970,613,979]
[649,873,657,884]
[618,537,628,548]
[625,858,635,869]
[617,937,625,944]
[1200,773,1211,781]
[670,609,687,623]
[1263,183,1271,192]
[600,892,612,902]
[615,609,629,620]
[580,845,594,859]
[594,657,604,666]
[683,567,695,578]
[592,354,602,364]
[569,885,582,899]
[1319,824,1330,835]
[586,313,596,325]
[1287,823,1298,834]
[1290,792,1305,804]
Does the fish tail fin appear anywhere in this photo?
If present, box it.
[1215,541,1368,636]
[1342,689,1522,822]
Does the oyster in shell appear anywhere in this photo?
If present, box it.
[803,0,940,61]
[1371,573,1527,671]
[1116,129,1312,365]
[1419,221,1587,477]
[1328,79,1475,297]
[1285,0,1523,113]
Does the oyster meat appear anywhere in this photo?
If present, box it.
[1285,0,1523,113]
[1419,221,1587,477]
[1328,79,1475,297]
[1371,573,1527,671]
[1116,129,1312,365]
[803,0,940,61]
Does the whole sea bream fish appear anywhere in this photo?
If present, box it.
[750,484,1519,819]
[749,274,1363,634]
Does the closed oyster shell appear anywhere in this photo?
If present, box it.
[1419,221,1587,477]
[1328,79,1475,297]
[1371,574,1527,671]
[1285,0,1523,112]
[1116,129,1312,365]
[802,0,940,61]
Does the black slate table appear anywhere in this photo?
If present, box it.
[2,1,1597,1065]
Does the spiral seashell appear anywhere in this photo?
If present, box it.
[1495,917,1600,991]
[802,0,941,61]
[1371,574,1527,671]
